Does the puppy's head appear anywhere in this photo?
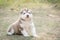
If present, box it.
[20,8,33,21]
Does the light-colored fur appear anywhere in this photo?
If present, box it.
[7,8,38,37]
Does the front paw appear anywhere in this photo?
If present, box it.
[33,35,39,38]
[23,34,30,37]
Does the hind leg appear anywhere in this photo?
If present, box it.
[7,28,14,35]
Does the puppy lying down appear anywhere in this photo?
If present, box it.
[7,8,38,37]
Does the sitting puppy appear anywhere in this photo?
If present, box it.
[7,8,38,37]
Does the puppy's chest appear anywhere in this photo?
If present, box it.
[21,21,32,33]
[22,21,31,27]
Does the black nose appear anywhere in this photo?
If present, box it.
[27,15,29,18]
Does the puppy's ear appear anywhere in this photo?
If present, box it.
[20,11,23,14]
[20,8,26,14]
[28,9,32,13]
[20,9,23,14]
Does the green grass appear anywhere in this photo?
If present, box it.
[0,0,60,8]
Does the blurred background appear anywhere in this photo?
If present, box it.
[0,0,60,9]
[0,0,60,40]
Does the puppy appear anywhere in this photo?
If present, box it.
[7,8,38,37]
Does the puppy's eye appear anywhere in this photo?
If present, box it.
[23,13,25,14]
[29,12,31,14]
